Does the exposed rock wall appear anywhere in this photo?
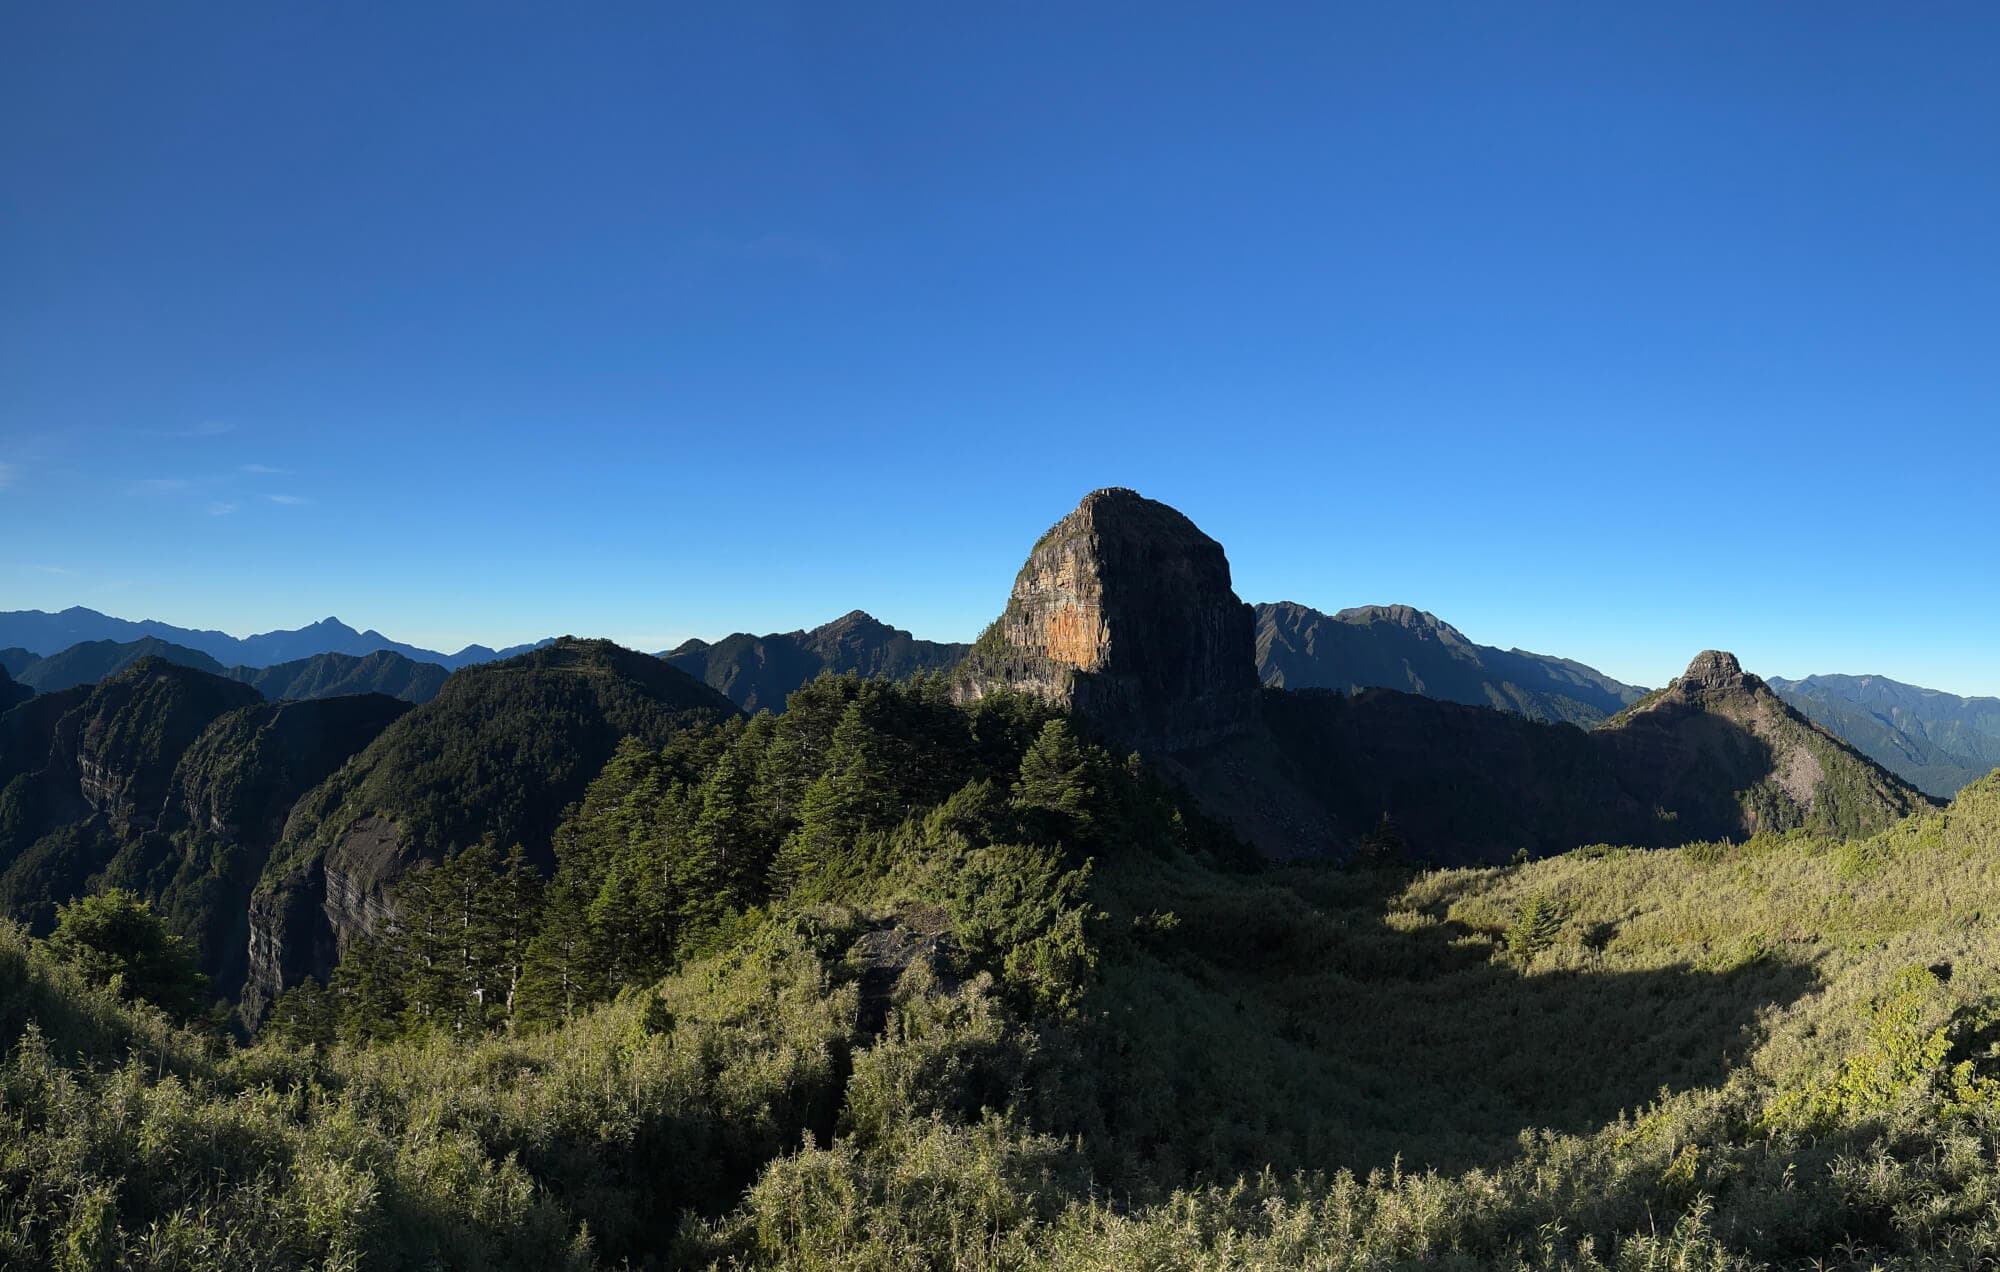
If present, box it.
[955,488,1257,752]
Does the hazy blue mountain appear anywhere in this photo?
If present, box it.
[1768,673,2000,799]
[0,649,37,678]
[12,638,227,693]
[0,606,553,670]
[1254,601,1648,728]
[223,650,450,704]
[663,610,969,713]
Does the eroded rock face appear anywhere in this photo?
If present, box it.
[956,488,1257,751]
[242,864,333,1025]
[1678,650,1755,695]
[71,661,261,838]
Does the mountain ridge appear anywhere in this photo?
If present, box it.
[1768,672,2000,799]
[662,609,968,713]
[1255,599,1648,728]
[0,605,551,670]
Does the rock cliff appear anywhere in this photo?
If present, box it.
[954,488,1258,752]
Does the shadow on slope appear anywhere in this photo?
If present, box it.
[1088,859,1817,1180]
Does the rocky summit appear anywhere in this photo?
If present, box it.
[954,488,1258,751]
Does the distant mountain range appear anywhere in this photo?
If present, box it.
[0,606,550,671]
[1769,674,2000,800]
[1254,601,1649,727]
[662,610,969,713]
[2,638,448,704]
[9,606,1991,805]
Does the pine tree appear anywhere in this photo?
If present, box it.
[515,871,600,1030]
[395,858,454,1035]
[678,737,769,939]
[330,931,406,1044]
[493,842,543,1026]
[770,701,892,899]
[1012,718,1104,846]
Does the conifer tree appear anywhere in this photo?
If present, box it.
[515,871,600,1029]
[1012,718,1105,846]
[678,737,768,936]
[329,931,406,1044]
[770,701,893,898]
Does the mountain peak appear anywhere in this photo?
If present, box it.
[1679,649,1755,694]
[957,488,1256,750]
[1334,604,1470,645]
[811,609,888,639]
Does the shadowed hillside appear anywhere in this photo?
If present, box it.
[10,636,226,692]
[224,649,449,704]
[243,638,741,1022]
[664,610,967,713]
[1256,600,1647,727]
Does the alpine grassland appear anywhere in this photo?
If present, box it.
[8,669,2000,1268]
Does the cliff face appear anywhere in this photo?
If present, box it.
[142,695,412,999]
[955,489,1258,752]
[0,662,405,995]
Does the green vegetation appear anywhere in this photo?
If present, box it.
[265,640,739,884]
[46,888,209,1023]
[1772,673,2000,801]
[8,637,226,693]
[664,611,967,715]
[12,659,2000,1266]
[225,649,450,704]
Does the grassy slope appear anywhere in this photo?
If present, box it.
[9,765,2000,1267]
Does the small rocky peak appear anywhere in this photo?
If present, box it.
[956,488,1257,751]
[1678,650,1759,694]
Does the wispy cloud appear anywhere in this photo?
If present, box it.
[28,563,75,576]
[0,463,17,490]
[239,463,291,475]
[207,501,238,516]
[265,493,309,505]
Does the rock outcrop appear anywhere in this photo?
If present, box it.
[22,659,262,842]
[955,488,1257,752]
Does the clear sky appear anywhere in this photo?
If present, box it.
[3,4,1996,694]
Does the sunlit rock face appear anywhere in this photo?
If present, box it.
[956,488,1257,752]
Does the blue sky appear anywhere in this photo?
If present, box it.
[3,4,1996,694]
